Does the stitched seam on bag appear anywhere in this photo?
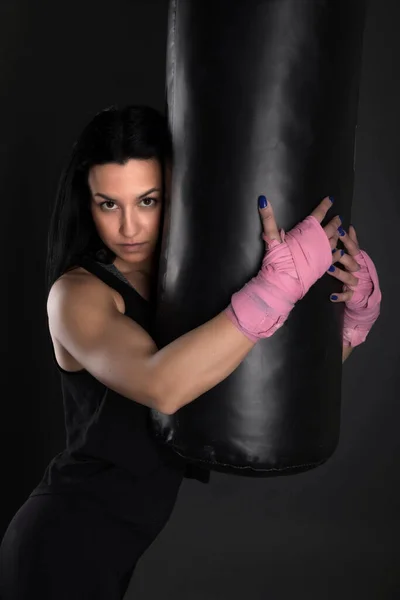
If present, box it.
[168,445,326,472]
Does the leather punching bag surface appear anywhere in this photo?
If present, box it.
[150,0,368,477]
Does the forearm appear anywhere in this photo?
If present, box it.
[342,344,354,363]
[150,305,354,413]
[149,311,256,414]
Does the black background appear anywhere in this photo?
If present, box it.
[0,1,398,598]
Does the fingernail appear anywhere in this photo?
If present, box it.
[329,196,334,203]
[328,265,335,272]
[258,195,268,209]
[338,226,345,236]
[330,295,338,301]
[340,249,345,256]
[332,248,336,253]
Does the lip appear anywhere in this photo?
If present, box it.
[120,243,146,246]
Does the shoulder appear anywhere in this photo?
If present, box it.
[47,266,126,371]
[47,265,124,325]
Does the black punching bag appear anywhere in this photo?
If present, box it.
[150,0,368,477]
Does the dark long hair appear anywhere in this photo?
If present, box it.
[46,104,172,297]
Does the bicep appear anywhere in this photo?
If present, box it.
[47,278,161,409]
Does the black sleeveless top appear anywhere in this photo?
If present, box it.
[30,255,209,531]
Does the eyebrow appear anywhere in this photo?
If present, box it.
[94,187,161,202]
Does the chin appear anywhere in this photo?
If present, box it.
[114,245,155,268]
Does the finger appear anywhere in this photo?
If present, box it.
[310,195,335,224]
[332,249,360,272]
[348,224,359,245]
[324,215,342,240]
[332,248,345,261]
[330,290,354,303]
[258,195,281,244]
[336,226,360,258]
[326,264,359,286]
[329,230,340,251]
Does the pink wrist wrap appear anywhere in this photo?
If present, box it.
[342,250,382,347]
[224,216,332,341]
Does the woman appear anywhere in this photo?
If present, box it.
[0,104,380,598]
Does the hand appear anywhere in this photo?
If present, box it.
[262,195,342,251]
[327,225,382,347]
[328,225,363,303]
[225,195,343,342]
[260,195,344,299]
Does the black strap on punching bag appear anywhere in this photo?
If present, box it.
[150,0,368,477]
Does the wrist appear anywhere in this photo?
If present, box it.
[223,300,287,341]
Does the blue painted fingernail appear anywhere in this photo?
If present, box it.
[329,196,334,203]
[328,265,335,272]
[258,195,268,209]
[340,249,345,256]
[332,248,336,253]
[338,226,345,236]
[331,295,338,301]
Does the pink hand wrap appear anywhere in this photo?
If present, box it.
[342,250,382,347]
[224,216,332,341]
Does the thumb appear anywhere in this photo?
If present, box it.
[258,195,281,244]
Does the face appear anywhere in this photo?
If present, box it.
[88,158,165,277]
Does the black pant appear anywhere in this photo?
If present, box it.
[0,493,158,599]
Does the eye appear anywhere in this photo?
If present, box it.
[99,197,159,211]
[140,197,158,207]
[99,200,117,211]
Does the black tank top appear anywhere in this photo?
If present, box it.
[30,255,209,531]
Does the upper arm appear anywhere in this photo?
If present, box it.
[47,276,167,412]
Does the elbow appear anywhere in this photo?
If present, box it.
[160,402,177,416]
[147,360,177,415]
[153,397,177,416]
[151,386,178,416]
[148,364,180,415]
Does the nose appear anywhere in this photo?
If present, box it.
[120,210,139,239]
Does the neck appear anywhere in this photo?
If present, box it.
[113,254,157,283]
